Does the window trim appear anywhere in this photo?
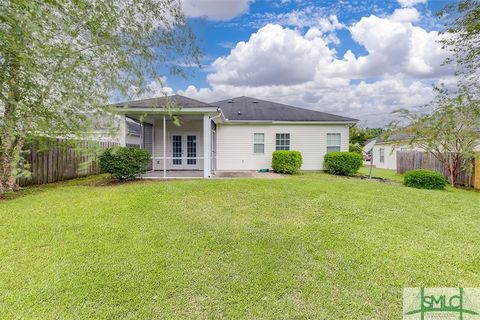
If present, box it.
[326,133,341,153]
[253,133,265,154]
[379,148,385,163]
[275,133,290,151]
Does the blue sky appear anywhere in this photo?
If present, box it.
[151,0,456,126]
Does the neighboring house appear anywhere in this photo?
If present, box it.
[114,95,357,178]
[371,134,417,170]
[372,134,480,170]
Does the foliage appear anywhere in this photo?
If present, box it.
[271,150,303,174]
[404,169,447,190]
[439,0,480,89]
[323,152,363,176]
[349,143,363,154]
[2,173,479,318]
[391,91,480,187]
[99,147,151,181]
[349,125,385,145]
[0,0,199,193]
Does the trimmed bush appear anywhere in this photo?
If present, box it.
[403,169,447,190]
[272,150,303,174]
[99,147,151,181]
[323,152,363,176]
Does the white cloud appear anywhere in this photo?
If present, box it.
[133,77,174,99]
[178,77,436,126]
[331,12,451,79]
[397,0,427,8]
[208,24,335,86]
[390,8,420,22]
[181,0,252,20]
[175,7,453,126]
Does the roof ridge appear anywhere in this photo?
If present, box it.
[213,96,357,121]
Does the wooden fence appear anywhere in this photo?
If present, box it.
[396,151,477,187]
[17,138,118,186]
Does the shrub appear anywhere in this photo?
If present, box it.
[99,147,151,181]
[403,169,447,190]
[349,143,363,154]
[271,150,303,174]
[323,152,363,176]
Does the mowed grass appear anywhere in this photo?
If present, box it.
[0,173,479,319]
[358,165,405,182]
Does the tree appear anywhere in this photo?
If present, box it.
[0,0,199,193]
[349,125,384,145]
[392,90,480,187]
[439,0,480,90]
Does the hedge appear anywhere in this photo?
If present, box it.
[271,150,303,174]
[323,152,363,176]
[403,169,447,190]
[99,147,151,181]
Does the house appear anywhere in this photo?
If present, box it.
[114,95,358,178]
[372,133,480,170]
[370,134,417,170]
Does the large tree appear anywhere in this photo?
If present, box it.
[0,0,199,193]
[439,0,480,90]
[392,90,480,187]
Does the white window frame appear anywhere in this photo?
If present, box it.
[379,148,385,163]
[253,133,265,154]
[326,133,341,153]
[275,133,290,151]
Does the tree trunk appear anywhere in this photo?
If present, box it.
[447,154,459,187]
[0,100,23,194]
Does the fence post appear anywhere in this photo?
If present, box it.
[475,152,480,190]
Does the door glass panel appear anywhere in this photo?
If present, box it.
[172,135,182,165]
[187,135,197,165]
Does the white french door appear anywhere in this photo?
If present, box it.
[168,133,200,170]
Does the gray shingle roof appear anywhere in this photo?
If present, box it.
[212,96,357,122]
[375,133,415,143]
[114,94,214,109]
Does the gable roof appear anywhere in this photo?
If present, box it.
[375,133,415,144]
[212,96,357,122]
[114,94,214,109]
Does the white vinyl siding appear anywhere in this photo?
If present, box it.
[326,133,341,153]
[254,133,264,154]
[216,124,349,171]
[275,133,290,150]
[152,118,204,171]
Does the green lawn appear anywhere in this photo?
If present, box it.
[1,173,479,319]
[358,165,404,182]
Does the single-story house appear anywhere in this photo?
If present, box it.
[370,134,417,170]
[114,95,358,178]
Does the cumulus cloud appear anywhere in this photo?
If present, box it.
[181,0,252,20]
[331,12,451,79]
[207,24,335,86]
[397,0,427,8]
[175,6,453,125]
[178,77,436,126]
[390,8,420,22]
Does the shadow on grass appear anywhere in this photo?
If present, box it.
[0,174,142,201]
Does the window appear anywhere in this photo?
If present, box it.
[326,133,341,153]
[276,133,290,150]
[253,133,264,154]
[379,148,385,163]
